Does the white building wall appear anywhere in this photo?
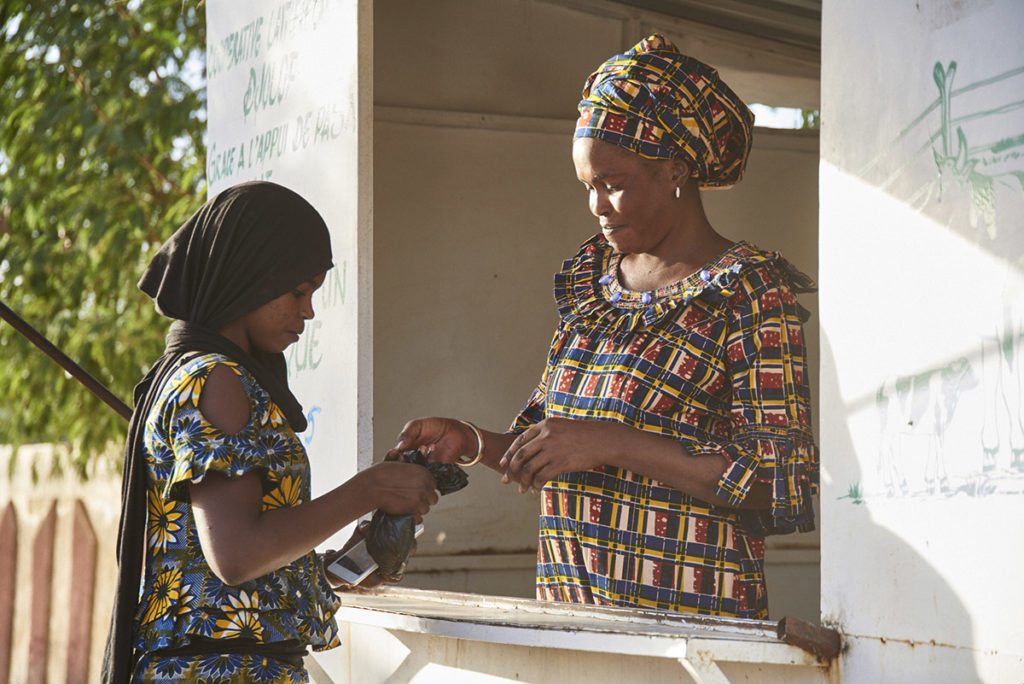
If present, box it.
[820,1,1024,681]
[205,0,373,552]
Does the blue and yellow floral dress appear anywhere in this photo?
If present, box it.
[132,353,340,683]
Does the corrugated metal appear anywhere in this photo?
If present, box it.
[615,0,821,54]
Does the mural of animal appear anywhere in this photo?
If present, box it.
[876,357,976,496]
[981,319,1024,472]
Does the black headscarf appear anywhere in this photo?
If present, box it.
[102,181,333,683]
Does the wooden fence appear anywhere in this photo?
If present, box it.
[0,445,120,684]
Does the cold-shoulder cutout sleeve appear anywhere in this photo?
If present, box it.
[197,362,251,434]
[692,264,819,536]
[160,355,272,503]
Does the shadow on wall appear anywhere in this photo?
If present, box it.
[863,59,1024,500]
[855,58,1024,274]
[820,332,982,681]
[817,43,1024,680]
[870,333,1024,501]
[825,56,1024,502]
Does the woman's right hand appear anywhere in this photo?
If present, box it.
[356,461,439,517]
[387,417,476,465]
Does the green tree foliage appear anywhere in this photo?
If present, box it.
[0,1,206,474]
[800,108,821,130]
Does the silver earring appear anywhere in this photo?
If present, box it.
[674,186,681,199]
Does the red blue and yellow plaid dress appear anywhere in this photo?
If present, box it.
[511,235,818,618]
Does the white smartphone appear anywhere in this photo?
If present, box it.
[326,523,425,586]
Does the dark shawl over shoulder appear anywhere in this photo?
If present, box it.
[102,181,333,683]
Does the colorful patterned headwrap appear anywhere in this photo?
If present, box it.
[575,35,755,189]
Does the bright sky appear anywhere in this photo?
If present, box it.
[749,104,810,129]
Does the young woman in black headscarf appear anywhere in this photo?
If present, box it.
[103,181,439,683]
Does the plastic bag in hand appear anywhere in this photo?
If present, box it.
[365,449,469,581]
[399,448,468,495]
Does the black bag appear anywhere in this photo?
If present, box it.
[364,449,469,581]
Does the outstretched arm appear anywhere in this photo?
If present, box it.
[189,364,439,586]
[389,415,770,508]
[389,416,516,473]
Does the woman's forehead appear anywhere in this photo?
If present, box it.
[573,138,654,177]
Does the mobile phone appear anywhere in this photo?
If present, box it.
[326,523,424,586]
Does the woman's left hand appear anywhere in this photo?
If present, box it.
[325,521,391,592]
[499,417,629,492]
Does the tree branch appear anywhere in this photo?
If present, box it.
[62,59,185,198]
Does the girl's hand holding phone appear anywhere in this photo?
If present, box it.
[324,520,425,588]
[323,521,380,590]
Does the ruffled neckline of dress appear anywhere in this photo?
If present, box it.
[553,234,816,338]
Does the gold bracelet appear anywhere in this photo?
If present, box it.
[456,420,484,466]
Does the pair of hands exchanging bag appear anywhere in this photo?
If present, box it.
[323,449,468,589]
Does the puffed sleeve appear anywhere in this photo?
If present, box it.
[161,356,272,503]
[508,326,570,434]
[693,266,819,535]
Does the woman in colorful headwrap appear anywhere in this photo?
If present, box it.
[391,36,818,618]
[103,181,439,683]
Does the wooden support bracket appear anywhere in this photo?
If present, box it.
[777,616,842,662]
